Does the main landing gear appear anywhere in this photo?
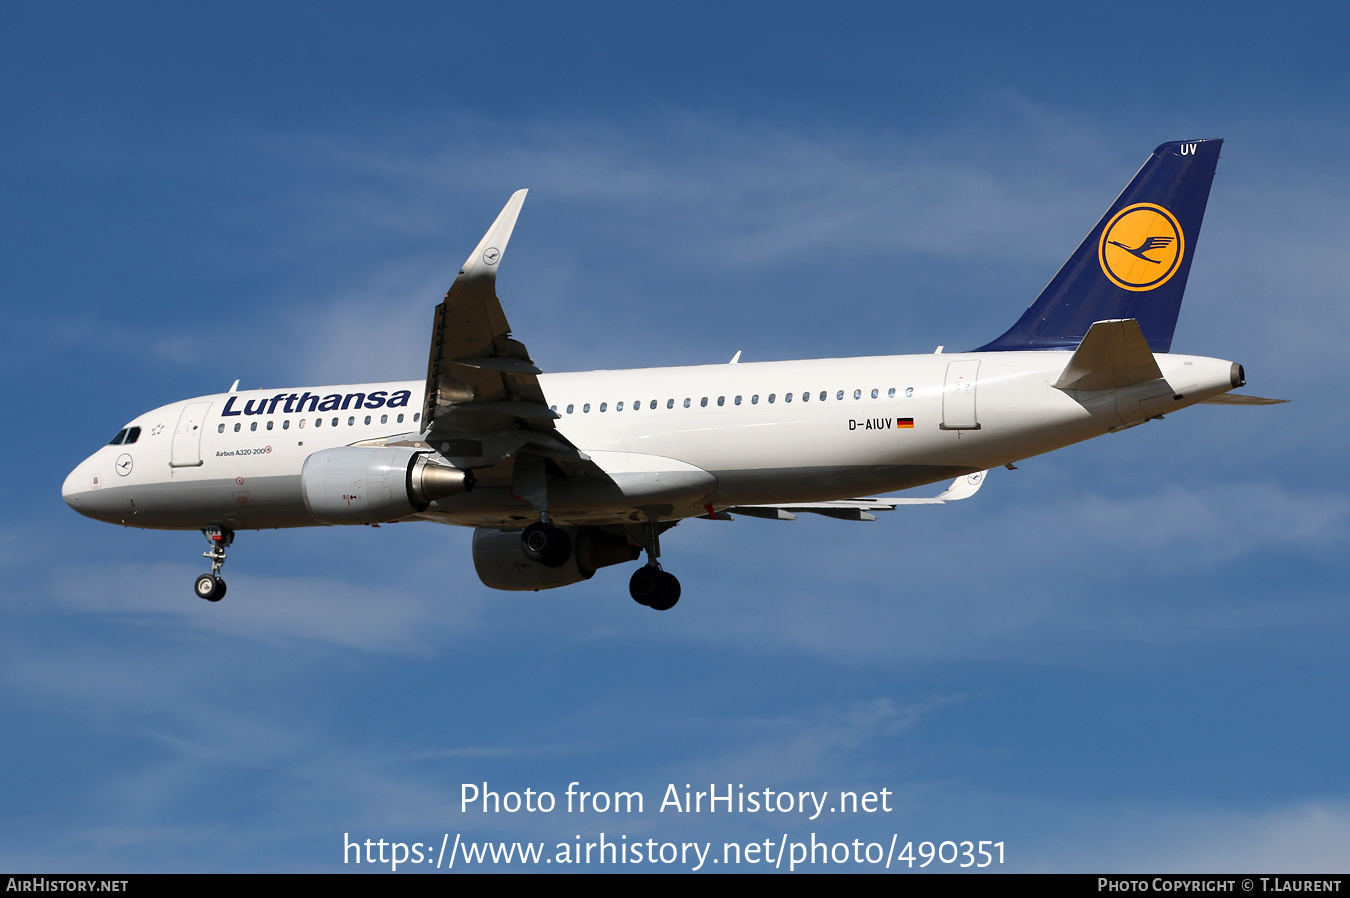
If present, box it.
[194,526,233,602]
[630,565,680,611]
[627,518,680,611]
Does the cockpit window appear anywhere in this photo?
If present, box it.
[123,427,141,444]
[108,429,128,445]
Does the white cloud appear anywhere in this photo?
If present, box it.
[46,560,485,654]
[671,695,963,789]
[636,478,1350,663]
[1028,802,1350,872]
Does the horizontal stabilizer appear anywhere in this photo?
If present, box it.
[1052,319,1164,391]
[1200,393,1289,405]
[723,471,988,521]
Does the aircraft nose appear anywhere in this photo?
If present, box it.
[62,459,98,511]
[62,465,82,508]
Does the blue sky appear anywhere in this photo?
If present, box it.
[3,1,1349,872]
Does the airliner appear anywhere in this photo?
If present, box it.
[62,139,1281,610]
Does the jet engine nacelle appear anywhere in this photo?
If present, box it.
[473,525,641,591]
[301,446,473,525]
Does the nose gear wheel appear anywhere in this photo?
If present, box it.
[195,526,234,602]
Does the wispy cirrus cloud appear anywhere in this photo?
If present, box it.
[1023,801,1350,872]
[45,561,486,654]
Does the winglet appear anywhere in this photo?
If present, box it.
[457,189,528,285]
[932,469,987,502]
[1052,319,1164,391]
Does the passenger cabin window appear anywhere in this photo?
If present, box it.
[234,423,241,432]
[888,388,896,398]
[837,390,844,400]
[250,422,257,432]
[853,389,862,400]
[871,388,879,399]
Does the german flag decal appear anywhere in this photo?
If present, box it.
[897,418,914,429]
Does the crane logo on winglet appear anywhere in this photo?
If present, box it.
[1098,203,1185,292]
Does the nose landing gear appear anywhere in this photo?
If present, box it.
[195,526,234,602]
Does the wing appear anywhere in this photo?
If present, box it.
[422,190,555,439]
[414,192,610,511]
[717,471,988,521]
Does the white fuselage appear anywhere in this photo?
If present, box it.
[62,350,1238,531]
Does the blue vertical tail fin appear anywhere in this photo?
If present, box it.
[976,139,1223,353]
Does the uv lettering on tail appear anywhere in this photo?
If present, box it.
[977,139,1223,353]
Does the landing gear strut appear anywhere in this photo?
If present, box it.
[195,526,233,602]
[627,518,680,611]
